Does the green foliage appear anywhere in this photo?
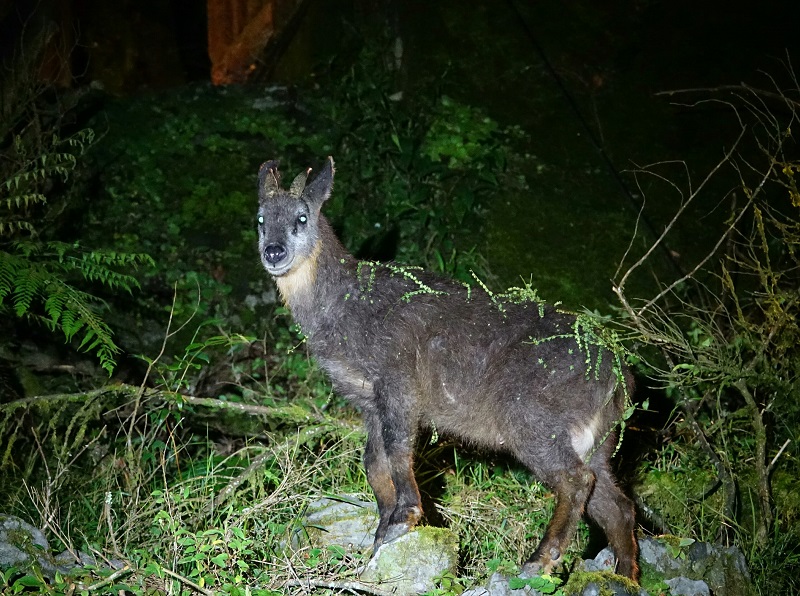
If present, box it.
[0,241,153,374]
[0,127,153,374]
[421,95,501,168]
[318,44,521,281]
[427,570,467,596]
[0,130,93,236]
[509,573,563,594]
[0,326,365,591]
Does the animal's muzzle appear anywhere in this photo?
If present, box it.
[264,244,287,265]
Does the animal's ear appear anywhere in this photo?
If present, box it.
[258,160,281,198]
[302,156,335,208]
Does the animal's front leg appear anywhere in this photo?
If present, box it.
[363,411,399,550]
[364,383,423,550]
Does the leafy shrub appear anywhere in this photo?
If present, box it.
[613,74,800,592]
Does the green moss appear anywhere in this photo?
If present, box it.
[637,561,672,596]
[562,569,639,596]
[361,526,460,590]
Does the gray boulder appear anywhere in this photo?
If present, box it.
[360,527,460,595]
[637,536,753,596]
[300,495,378,550]
[298,495,459,595]
[0,514,59,577]
[296,498,756,596]
[0,513,119,580]
[665,576,711,596]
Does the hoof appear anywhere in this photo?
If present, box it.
[521,546,561,578]
[519,561,544,579]
[383,521,412,544]
[371,522,411,554]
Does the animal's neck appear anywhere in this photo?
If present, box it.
[275,216,353,328]
[275,242,321,306]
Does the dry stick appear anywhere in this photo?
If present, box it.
[85,564,132,592]
[769,439,792,474]
[734,380,771,546]
[103,491,120,556]
[161,566,214,596]
[283,578,397,596]
[613,125,747,317]
[181,394,320,419]
[655,83,800,110]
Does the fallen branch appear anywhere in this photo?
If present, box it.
[84,564,133,592]
[284,578,399,596]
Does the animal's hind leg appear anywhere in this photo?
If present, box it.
[586,451,639,580]
[521,455,596,576]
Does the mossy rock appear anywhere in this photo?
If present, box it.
[0,514,56,577]
[360,526,460,594]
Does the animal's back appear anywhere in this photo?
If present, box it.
[308,261,626,457]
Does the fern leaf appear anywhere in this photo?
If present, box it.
[12,265,42,317]
[0,220,35,236]
[0,252,21,301]
[44,288,69,324]
[1,193,47,210]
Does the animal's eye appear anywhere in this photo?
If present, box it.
[297,214,308,225]
[257,215,264,225]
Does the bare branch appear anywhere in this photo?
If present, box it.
[614,125,747,307]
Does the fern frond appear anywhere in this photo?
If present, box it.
[42,275,120,373]
[73,259,142,293]
[0,220,35,236]
[0,252,21,301]
[12,263,42,316]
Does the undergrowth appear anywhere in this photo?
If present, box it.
[0,311,572,594]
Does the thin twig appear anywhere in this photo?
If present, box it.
[284,578,398,596]
[614,125,746,309]
[128,283,180,450]
[85,564,133,592]
[104,491,120,556]
[655,83,800,110]
[768,439,792,475]
[161,566,214,596]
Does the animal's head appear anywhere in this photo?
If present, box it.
[256,156,334,277]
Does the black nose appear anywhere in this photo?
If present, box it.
[264,244,287,265]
